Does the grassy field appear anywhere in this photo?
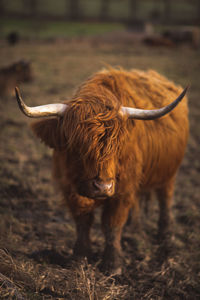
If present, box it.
[0,18,125,39]
[0,33,200,299]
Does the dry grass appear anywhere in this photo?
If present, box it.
[0,250,128,299]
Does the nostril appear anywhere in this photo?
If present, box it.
[92,180,101,191]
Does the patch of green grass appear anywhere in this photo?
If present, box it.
[0,18,125,39]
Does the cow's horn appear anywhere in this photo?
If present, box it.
[120,86,188,120]
[15,87,67,118]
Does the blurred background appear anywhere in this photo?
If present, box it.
[0,1,200,299]
[0,0,199,41]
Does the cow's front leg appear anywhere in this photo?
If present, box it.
[73,212,94,259]
[101,198,132,274]
[156,179,175,241]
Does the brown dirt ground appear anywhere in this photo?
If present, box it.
[0,37,200,299]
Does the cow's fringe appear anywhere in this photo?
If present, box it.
[62,73,128,167]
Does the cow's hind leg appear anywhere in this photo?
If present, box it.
[73,212,94,259]
[156,179,175,241]
[101,198,132,274]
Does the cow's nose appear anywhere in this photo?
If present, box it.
[92,179,114,195]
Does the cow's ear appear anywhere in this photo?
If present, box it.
[31,118,62,149]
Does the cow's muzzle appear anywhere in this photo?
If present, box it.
[92,179,114,197]
[78,178,115,199]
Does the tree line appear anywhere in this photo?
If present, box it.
[0,0,199,25]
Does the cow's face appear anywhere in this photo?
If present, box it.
[55,98,127,199]
[31,100,127,199]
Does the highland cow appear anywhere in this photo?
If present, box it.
[0,60,32,97]
[15,68,189,274]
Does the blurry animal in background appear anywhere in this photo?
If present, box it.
[162,27,200,49]
[15,68,189,274]
[0,60,33,97]
[143,35,175,47]
[6,31,20,46]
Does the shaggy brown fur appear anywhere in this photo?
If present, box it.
[31,68,189,273]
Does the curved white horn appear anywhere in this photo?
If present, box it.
[120,86,188,120]
[15,87,68,118]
